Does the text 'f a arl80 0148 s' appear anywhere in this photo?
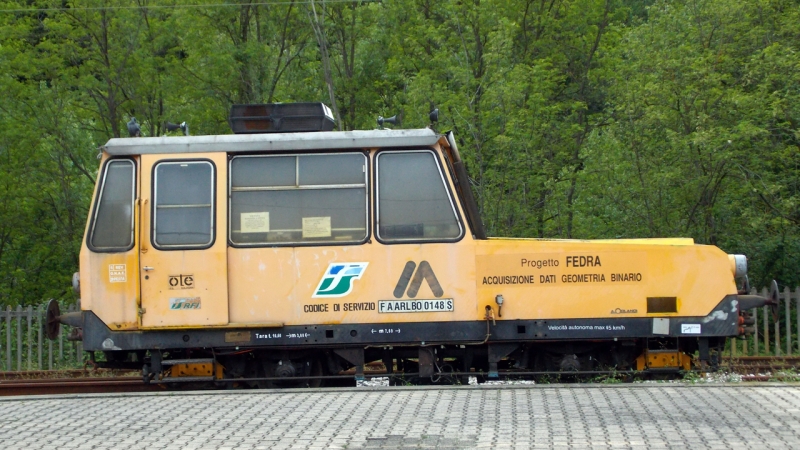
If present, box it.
[48,103,778,387]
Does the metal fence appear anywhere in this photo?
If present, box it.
[0,287,798,371]
[1,303,84,371]
[733,286,800,357]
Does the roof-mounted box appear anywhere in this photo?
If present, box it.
[228,102,336,134]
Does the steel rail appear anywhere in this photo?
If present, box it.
[722,356,800,362]
[0,369,137,381]
[0,377,162,396]
[157,369,643,384]
[0,355,796,394]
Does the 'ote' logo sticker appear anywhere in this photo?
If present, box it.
[393,261,444,298]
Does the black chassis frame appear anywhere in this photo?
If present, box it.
[82,295,739,353]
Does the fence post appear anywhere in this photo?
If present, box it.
[48,329,53,370]
[753,301,759,355]
[775,292,781,356]
[16,305,22,370]
[763,287,770,354]
[786,287,792,356]
[37,305,42,370]
[0,309,3,370]
[58,309,63,362]
[5,306,10,370]
[26,305,32,370]
[796,287,800,355]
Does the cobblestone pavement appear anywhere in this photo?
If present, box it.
[1,384,799,449]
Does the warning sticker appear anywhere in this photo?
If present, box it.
[109,264,126,283]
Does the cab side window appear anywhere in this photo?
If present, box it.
[88,159,136,251]
[376,150,463,242]
[152,161,215,248]
[229,153,368,245]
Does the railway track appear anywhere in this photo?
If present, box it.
[0,377,163,396]
[0,356,796,396]
[721,356,800,382]
[722,356,800,372]
[722,356,800,364]
[0,369,161,396]
[0,368,138,381]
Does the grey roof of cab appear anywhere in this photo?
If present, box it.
[102,128,441,155]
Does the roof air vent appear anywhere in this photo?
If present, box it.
[229,102,336,134]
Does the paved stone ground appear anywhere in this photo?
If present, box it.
[0,384,799,449]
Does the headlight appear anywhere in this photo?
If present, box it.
[72,272,81,297]
[728,254,747,278]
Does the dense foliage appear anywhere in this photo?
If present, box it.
[0,0,797,305]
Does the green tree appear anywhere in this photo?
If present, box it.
[578,0,800,286]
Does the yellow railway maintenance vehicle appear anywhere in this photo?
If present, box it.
[49,103,777,386]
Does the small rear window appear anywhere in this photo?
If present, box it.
[89,159,136,251]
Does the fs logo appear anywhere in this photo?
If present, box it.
[393,261,444,298]
[170,297,201,310]
[313,263,369,298]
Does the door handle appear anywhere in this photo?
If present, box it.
[143,266,154,271]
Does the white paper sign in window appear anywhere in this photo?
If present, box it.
[302,217,331,238]
[241,212,270,233]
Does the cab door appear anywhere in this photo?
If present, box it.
[371,148,477,323]
[139,153,229,328]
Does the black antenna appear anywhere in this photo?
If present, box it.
[166,121,190,136]
[429,107,439,125]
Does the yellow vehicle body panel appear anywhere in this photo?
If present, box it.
[474,239,734,320]
[227,241,478,325]
[225,238,732,326]
[79,240,140,331]
[79,154,140,331]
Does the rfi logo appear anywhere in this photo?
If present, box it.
[170,297,201,310]
[168,274,194,290]
[313,263,369,298]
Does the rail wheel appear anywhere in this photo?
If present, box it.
[261,355,324,388]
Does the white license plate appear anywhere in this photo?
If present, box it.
[378,299,454,313]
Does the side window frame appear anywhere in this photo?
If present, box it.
[151,159,217,251]
[374,148,465,244]
[227,151,371,248]
[86,158,137,253]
